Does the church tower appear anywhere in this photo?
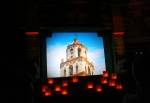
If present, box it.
[60,38,94,77]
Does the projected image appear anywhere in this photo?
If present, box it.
[46,32,106,78]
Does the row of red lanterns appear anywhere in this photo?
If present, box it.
[42,82,122,96]
[42,84,69,96]
[86,82,102,92]
[42,71,123,96]
[47,77,78,85]
[47,72,118,86]
[42,78,76,96]
[44,89,69,96]
[101,71,123,90]
[102,71,117,80]
[86,81,123,91]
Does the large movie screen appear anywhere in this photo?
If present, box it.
[46,32,106,78]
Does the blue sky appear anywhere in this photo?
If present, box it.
[46,32,106,78]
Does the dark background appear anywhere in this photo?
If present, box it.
[2,0,150,103]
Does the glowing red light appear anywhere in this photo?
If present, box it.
[72,77,78,83]
[87,82,94,89]
[113,32,124,36]
[62,81,68,87]
[48,78,54,84]
[25,32,39,36]
[109,80,116,87]
[55,85,61,92]
[103,71,109,78]
[96,85,102,92]
[61,89,68,95]
[116,84,123,90]
[101,77,108,84]
[42,85,48,93]
[111,73,117,80]
[45,91,52,96]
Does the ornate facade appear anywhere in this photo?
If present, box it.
[60,38,94,77]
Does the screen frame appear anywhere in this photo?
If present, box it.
[40,27,115,82]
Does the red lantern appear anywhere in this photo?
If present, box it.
[72,76,78,83]
[48,78,54,84]
[116,83,123,90]
[96,85,102,92]
[55,85,61,92]
[61,89,68,95]
[87,82,94,89]
[101,77,108,84]
[103,71,109,78]
[111,73,117,80]
[109,80,116,87]
[45,90,52,96]
[112,32,124,36]
[62,81,68,87]
[25,32,39,36]
[42,85,48,92]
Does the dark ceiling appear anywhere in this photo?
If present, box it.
[16,0,150,48]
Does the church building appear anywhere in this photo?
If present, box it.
[60,38,95,77]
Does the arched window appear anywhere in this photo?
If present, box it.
[76,65,78,73]
[85,50,87,58]
[70,48,73,54]
[64,69,66,76]
[85,66,87,73]
[70,48,74,58]
[78,48,81,57]
[88,66,91,75]
[69,65,73,76]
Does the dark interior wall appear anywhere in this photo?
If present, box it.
[39,0,112,27]
[3,0,150,102]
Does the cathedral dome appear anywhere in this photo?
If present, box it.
[73,38,80,45]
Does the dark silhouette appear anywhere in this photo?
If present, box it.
[122,50,150,103]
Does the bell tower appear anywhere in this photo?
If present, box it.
[60,38,94,77]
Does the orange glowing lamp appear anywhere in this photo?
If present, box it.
[96,85,102,92]
[109,80,116,87]
[116,84,123,90]
[103,71,109,78]
[72,77,78,83]
[45,90,52,96]
[62,81,68,87]
[111,73,117,80]
[48,78,54,84]
[87,82,94,89]
[55,85,61,92]
[101,77,108,84]
[61,89,68,95]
